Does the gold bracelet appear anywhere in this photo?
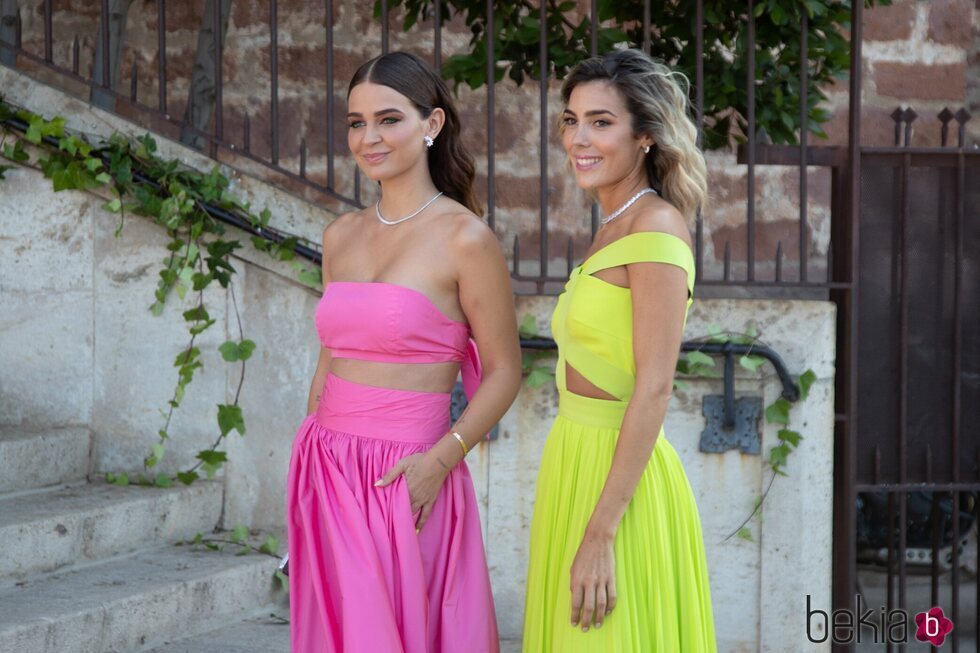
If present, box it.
[452,431,469,457]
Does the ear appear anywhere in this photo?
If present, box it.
[641,134,656,150]
[426,107,446,140]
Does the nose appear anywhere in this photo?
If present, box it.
[570,124,589,148]
[362,123,382,145]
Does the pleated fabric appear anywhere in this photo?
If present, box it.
[287,373,498,653]
[523,391,716,653]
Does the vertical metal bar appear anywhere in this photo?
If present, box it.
[642,0,650,55]
[243,112,250,152]
[832,3,861,648]
[270,0,279,165]
[100,0,110,85]
[952,150,963,486]
[799,10,808,282]
[157,0,167,114]
[433,0,441,74]
[325,0,335,188]
[129,62,137,102]
[486,0,495,230]
[539,0,548,288]
[951,490,961,653]
[746,0,756,282]
[381,0,389,54]
[72,36,79,74]
[44,0,52,63]
[775,241,782,282]
[695,0,704,149]
[212,0,223,142]
[886,493,896,646]
[896,139,911,632]
[723,241,731,281]
[929,493,940,610]
[300,139,307,178]
[590,0,598,56]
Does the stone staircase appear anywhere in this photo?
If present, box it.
[0,427,289,652]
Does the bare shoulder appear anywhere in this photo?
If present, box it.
[321,210,363,252]
[628,197,693,250]
[447,211,498,256]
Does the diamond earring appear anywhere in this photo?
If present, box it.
[424,135,434,148]
[644,144,650,154]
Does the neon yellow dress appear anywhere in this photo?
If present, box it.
[523,232,716,652]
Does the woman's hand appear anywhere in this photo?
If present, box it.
[375,452,450,531]
[569,529,618,632]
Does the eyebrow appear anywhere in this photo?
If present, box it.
[346,108,405,118]
[562,108,617,118]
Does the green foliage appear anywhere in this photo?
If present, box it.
[518,313,557,388]
[384,0,889,149]
[676,325,816,539]
[0,100,319,487]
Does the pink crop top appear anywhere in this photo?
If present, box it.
[315,282,483,400]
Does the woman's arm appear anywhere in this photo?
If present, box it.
[376,215,523,530]
[569,215,692,632]
[305,223,336,416]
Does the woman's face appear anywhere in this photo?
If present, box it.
[560,81,652,192]
[346,81,440,182]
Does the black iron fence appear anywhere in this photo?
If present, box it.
[0,0,843,295]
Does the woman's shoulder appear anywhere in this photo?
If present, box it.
[624,196,693,251]
[321,209,367,250]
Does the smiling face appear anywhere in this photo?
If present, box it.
[346,81,442,182]
[560,81,653,193]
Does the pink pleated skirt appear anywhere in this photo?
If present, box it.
[286,373,499,653]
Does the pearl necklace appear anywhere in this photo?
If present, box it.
[375,191,444,226]
[600,188,658,225]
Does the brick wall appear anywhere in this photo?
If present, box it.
[7,0,977,290]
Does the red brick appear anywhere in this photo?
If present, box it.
[863,1,916,42]
[874,62,967,102]
[927,0,973,47]
[710,219,811,265]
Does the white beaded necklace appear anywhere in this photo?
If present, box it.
[375,191,444,226]
[600,187,658,225]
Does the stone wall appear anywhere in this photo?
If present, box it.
[1,63,839,648]
[7,0,976,291]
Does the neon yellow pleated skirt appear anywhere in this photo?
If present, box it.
[523,391,716,652]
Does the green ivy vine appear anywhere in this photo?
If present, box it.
[177,525,289,591]
[678,323,816,542]
[0,98,320,489]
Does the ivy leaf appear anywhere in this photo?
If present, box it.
[764,398,791,425]
[673,379,690,391]
[777,429,803,448]
[685,351,715,368]
[739,355,766,372]
[219,340,241,362]
[103,198,122,213]
[154,472,173,488]
[737,527,754,542]
[111,472,130,487]
[177,470,200,485]
[260,534,280,555]
[197,449,228,466]
[238,340,256,360]
[275,569,289,592]
[526,367,554,389]
[798,369,817,401]
[518,313,538,338]
[231,524,249,544]
[217,404,245,436]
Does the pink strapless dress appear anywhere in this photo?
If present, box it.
[286,282,498,653]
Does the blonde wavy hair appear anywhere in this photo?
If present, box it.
[560,48,707,222]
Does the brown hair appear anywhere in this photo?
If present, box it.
[349,51,482,216]
[561,48,707,222]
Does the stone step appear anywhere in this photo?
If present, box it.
[143,618,524,653]
[0,546,284,653]
[144,615,289,653]
[0,480,222,580]
[0,427,91,493]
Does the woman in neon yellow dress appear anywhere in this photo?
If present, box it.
[523,49,716,652]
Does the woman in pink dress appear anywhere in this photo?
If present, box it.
[286,51,522,653]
